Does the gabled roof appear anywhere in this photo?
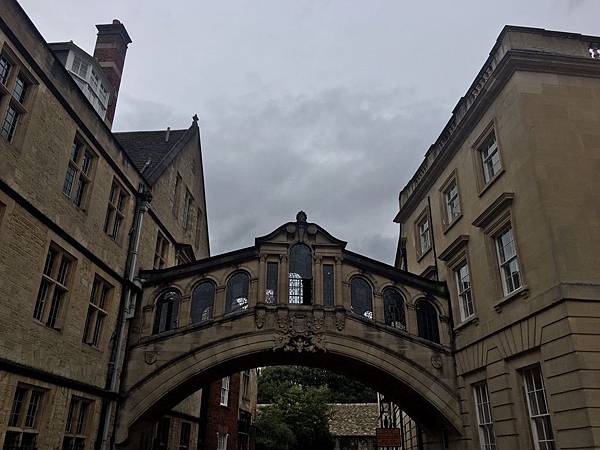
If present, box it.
[113,123,195,185]
[328,403,379,437]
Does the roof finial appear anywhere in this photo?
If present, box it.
[296,211,307,223]
[165,127,170,142]
[192,114,199,125]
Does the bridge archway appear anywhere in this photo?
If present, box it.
[116,214,461,447]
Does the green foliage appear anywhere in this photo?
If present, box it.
[255,385,334,450]
[257,366,377,404]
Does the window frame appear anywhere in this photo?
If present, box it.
[472,123,505,194]
[82,275,112,348]
[33,242,75,330]
[225,271,250,314]
[454,260,475,322]
[178,421,191,450]
[494,225,522,296]
[350,276,373,320]
[220,376,230,407]
[217,433,228,450]
[103,178,129,242]
[241,370,251,400]
[62,135,96,210]
[5,384,46,450]
[153,289,181,334]
[414,208,432,259]
[153,231,169,269]
[473,382,497,450]
[62,395,93,450]
[522,365,555,450]
[440,171,462,231]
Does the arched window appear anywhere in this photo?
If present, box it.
[226,272,249,313]
[383,288,406,330]
[153,289,181,334]
[191,281,215,323]
[351,277,373,319]
[416,300,440,343]
[289,244,312,305]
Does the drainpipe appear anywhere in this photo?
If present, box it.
[98,186,153,450]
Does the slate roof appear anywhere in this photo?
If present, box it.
[113,128,189,181]
[328,403,379,437]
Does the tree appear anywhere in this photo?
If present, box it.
[257,366,377,404]
[256,385,334,450]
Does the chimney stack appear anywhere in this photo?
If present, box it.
[93,19,132,127]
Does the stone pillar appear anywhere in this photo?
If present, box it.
[406,303,418,336]
[372,291,383,322]
[335,257,344,308]
[248,277,258,309]
[179,294,191,327]
[214,286,226,319]
[313,255,322,306]
[279,255,288,305]
[257,254,267,304]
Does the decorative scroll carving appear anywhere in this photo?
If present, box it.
[273,311,326,353]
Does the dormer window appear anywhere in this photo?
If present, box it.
[71,55,89,78]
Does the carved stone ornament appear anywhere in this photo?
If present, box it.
[273,311,326,353]
[144,351,158,365]
[431,354,443,370]
[255,308,266,329]
[335,310,345,331]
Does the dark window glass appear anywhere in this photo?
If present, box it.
[0,55,11,84]
[153,417,170,450]
[323,264,334,306]
[12,75,27,103]
[289,244,312,305]
[416,300,439,343]
[179,422,191,450]
[266,262,278,304]
[383,289,406,330]
[351,277,373,319]
[153,290,181,334]
[191,282,215,323]
[1,105,19,141]
[226,272,249,313]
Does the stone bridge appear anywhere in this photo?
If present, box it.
[116,213,462,447]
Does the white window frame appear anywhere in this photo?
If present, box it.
[495,226,521,295]
[217,433,228,450]
[220,376,230,406]
[455,260,474,321]
[473,383,496,450]
[479,130,502,184]
[523,366,555,450]
[416,212,431,256]
[443,177,461,224]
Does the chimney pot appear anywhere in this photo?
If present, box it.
[165,127,171,143]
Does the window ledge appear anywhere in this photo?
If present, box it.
[442,214,462,235]
[478,169,505,198]
[494,285,529,311]
[453,315,479,332]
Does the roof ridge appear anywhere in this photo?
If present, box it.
[144,125,195,183]
[113,128,187,135]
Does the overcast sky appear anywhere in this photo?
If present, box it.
[20,0,599,263]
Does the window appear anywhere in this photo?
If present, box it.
[478,130,502,184]
[217,433,228,450]
[226,272,249,313]
[416,300,439,343]
[1,104,19,141]
[12,75,27,103]
[322,264,335,307]
[82,275,111,348]
[71,55,89,78]
[455,261,474,321]
[416,212,431,255]
[181,189,192,229]
[153,232,169,269]
[0,54,11,85]
[241,370,251,399]
[473,383,496,450]
[220,376,230,406]
[62,396,92,450]
[151,417,170,450]
[103,179,128,241]
[153,290,181,334]
[33,243,74,329]
[289,244,312,305]
[351,277,373,319]
[4,384,45,450]
[443,177,461,224]
[383,288,406,330]
[191,281,215,323]
[523,366,555,450]
[179,422,191,450]
[63,138,94,209]
[266,262,278,304]
[495,226,521,295]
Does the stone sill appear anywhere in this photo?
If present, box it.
[453,315,479,332]
[494,285,529,312]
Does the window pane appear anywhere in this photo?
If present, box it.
[383,289,405,330]
[416,301,439,343]
[289,244,312,305]
[1,105,19,141]
[266,262,278,304]
[0,55,11,84]
[322,264,334,307]
[351,278,373,319]
[191,282,215,323]
[226,273,249,313]
[8,386,26,426]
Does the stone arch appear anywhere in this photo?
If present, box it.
[116,310,461,448]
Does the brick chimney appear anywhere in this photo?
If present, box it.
[93,19,132,126]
